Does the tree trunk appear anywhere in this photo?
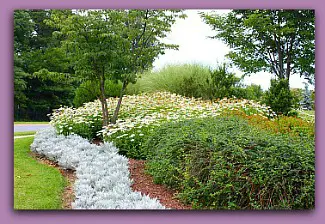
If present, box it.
[286,34,295,81]
[111,80,127,124]
[99,73,109,127]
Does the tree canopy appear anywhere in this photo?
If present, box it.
[201,10,315,84]
[14,10,77,121]
[46,9,186,125]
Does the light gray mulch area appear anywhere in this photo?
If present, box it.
[30,127,166,209]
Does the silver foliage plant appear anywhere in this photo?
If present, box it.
[30,127,165,209]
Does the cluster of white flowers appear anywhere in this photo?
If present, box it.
[49,92,276,139]
[30,127,165,209]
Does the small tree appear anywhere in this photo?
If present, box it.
[208,63,243,100]
[48,9,185,126]
[109,10,186,124]
[264,78,293,115]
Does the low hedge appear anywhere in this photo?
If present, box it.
[144,116,314,209]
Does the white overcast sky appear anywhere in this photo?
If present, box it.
[152,9,313,90]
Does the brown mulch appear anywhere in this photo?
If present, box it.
[29,151,76,209]
[128,159,192,210]
[92,138,103,146]
[92,138,191,209]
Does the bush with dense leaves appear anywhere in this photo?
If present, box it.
[144,116,314,209]
[208,63,244,100]
[263,79,293,115]
[291,88,304,109]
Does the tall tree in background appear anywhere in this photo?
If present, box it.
[14,10,77,121]
[48,9,185,126]
[14,10,34,120]
[201,10,315,84]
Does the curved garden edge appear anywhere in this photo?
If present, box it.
[29,144,191,210]
[29,127,192,209]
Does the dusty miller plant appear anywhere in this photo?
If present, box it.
[30,127,165,209]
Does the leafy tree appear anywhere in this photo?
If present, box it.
[14,10,34,54]
[109,10,186,124]
[14,10,34,120]
[14,9,77,121]
[263,79,293,115]
[48,9,185,126]
[201,10,315,84]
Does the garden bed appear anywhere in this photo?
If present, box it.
[129,159,191,210]
[30,127,166,209]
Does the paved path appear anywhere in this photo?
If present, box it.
[14,135,35,139]
[14,124,50,132]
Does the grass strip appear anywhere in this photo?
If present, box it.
[14,137,66,210]
[14,121,49,125]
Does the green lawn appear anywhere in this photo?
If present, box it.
[14,121,49,125]
[14,137,66,210]
[14,131,36,137]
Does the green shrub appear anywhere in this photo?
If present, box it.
[144,116,314,209]
[208,63,244,99]
[53,114,102,140]
[263,79,293,115]
[301,82,313,110]
[287,110,299,117]
[73,80,122,107]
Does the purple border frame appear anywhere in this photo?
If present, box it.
[1,1,322,224]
